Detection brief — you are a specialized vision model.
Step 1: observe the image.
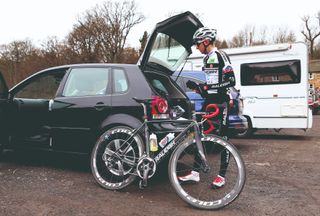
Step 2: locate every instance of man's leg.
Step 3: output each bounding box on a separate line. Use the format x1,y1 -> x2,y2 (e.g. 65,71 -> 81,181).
212,102 -> 230,187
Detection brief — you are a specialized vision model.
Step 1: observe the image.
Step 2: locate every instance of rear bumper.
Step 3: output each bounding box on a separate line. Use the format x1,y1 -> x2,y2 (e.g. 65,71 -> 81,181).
228,115 -> 248,131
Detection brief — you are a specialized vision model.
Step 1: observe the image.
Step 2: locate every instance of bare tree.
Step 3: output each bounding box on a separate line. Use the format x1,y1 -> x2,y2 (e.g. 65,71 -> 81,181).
40,36 -> 70,66
253,26 -> 268,45
229,24 -> 299,48
229,25 -> 257,48
98,0 -> 144,62
120,47 -> 139,63
0,40 -> 40,86
139,31 -> 148,56
272,27 -> 296,44
314,43 -> 320,59
229,31 -> 243,48
215,39 -> 228,49
66,0 -> 144,63
67,12 -> 106,63
301,11 -> 320,59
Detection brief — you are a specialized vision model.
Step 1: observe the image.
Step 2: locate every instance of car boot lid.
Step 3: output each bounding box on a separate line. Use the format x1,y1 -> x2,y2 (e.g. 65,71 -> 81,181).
138,11 -> 203,75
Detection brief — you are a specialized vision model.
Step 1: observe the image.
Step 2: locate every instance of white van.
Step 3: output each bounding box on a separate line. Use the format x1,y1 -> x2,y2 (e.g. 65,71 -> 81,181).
184,42 -> 313,136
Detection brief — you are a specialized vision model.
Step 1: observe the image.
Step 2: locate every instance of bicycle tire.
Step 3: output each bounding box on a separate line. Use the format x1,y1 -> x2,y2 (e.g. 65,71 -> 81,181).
91,126 -> 144,190
168,134 -> 246,210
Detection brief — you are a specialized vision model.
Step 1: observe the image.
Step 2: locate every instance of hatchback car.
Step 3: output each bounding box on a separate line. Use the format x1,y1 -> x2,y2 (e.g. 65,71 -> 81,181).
172,71 -> 248,137
0,12 -> 203,155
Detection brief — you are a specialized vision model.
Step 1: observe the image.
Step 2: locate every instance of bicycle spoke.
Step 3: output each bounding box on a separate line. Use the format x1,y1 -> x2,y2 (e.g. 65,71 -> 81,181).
114,139 -> 121,151
122,156 -> 136,167
116,160 -> 124,176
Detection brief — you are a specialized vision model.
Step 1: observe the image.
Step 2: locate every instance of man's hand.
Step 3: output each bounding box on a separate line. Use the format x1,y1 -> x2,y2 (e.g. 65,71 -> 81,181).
186,80 -> 198,90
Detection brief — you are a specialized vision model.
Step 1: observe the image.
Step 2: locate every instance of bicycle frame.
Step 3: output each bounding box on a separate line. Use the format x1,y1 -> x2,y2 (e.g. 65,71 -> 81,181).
117,117 -> 209,173
105,99 -> 216,187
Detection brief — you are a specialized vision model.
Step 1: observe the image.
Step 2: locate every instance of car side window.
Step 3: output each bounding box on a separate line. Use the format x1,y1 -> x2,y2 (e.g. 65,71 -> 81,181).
63,67 -> 110,97
14,69 -> 66,99
113,68 -> 128,93
151,79 -> 169,95
171,76 -> 184,89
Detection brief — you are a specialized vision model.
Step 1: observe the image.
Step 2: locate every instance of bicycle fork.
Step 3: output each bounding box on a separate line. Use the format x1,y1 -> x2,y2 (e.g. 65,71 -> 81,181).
194,122 -> 210,173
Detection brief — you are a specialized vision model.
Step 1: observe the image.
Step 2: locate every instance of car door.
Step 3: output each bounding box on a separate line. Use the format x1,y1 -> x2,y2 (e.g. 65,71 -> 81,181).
0,71 -> 9,147
8,68 -> 67,149
49,66 -> 112,153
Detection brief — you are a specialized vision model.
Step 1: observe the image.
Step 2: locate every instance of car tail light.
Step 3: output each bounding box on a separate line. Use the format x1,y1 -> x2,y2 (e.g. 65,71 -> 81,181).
151,96 -> 169,119
229,99 -> 234,109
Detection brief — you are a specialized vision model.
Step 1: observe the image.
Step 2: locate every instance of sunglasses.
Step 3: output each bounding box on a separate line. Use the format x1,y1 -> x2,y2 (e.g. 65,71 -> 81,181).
195,41 -> 202,47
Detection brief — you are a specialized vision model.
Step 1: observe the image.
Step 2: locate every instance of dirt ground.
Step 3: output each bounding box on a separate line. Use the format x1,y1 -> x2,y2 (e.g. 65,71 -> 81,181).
1,115 -> 320,216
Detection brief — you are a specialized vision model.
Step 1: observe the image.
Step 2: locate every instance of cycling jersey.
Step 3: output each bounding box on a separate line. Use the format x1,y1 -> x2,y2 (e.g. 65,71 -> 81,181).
202,48 -> 236,102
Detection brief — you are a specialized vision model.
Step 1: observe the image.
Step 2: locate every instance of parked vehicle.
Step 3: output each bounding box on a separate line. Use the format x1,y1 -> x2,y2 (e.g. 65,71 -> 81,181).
308,90 -> 320,114
0,11 -> 203,155
172,71 -> 248,136
184,42 -> 313,137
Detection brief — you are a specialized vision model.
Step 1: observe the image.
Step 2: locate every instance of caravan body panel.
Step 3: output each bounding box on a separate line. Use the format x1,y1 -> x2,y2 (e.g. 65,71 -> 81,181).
185,42 -> 312,130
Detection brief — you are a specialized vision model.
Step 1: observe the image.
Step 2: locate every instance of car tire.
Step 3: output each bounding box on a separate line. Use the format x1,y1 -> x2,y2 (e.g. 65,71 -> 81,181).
235,116 -> 253,138
0,144 -> 3,158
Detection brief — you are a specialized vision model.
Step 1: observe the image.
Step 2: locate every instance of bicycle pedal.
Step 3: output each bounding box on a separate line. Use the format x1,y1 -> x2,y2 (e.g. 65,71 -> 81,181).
139,180 -> 147,189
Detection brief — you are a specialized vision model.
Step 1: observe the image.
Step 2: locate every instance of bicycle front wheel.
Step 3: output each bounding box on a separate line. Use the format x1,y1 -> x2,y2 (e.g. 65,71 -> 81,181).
168,135 -> 246,210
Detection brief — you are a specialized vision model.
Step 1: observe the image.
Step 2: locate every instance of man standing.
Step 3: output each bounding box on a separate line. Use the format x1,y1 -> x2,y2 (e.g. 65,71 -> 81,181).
178,27 -> 236,188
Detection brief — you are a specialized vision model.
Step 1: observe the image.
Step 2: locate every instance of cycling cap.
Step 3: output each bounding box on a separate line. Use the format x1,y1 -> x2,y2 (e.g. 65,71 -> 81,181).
192,27 -> 217,44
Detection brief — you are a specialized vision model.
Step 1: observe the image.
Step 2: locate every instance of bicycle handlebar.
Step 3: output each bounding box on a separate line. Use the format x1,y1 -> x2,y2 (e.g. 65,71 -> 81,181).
202,104 -> 220,119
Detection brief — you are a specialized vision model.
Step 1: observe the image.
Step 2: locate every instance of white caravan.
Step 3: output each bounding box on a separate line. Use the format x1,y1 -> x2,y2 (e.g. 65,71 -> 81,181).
184,42 -> 312,136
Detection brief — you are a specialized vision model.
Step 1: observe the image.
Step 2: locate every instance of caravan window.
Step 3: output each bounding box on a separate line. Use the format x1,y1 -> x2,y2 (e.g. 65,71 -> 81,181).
240,60 -> 301,86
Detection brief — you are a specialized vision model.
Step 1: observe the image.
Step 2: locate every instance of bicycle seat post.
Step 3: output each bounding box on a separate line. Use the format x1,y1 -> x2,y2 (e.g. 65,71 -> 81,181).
140,103 -> 148,122
133,98 -> 151,158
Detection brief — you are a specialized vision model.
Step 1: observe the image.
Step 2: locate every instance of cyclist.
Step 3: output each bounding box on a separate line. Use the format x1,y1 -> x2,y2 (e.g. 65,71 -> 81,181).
178,27 -> 236,188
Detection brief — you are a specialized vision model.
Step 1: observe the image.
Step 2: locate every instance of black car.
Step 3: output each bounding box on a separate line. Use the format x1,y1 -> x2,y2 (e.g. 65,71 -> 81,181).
0,12 -> 203,155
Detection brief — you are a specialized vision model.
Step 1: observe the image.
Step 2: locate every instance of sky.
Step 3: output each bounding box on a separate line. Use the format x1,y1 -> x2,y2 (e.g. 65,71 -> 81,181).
0,0 -> 319,48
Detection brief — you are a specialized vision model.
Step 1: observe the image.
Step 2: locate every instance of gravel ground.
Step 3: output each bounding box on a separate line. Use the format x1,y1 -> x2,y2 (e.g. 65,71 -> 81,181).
0,115 -> 319,216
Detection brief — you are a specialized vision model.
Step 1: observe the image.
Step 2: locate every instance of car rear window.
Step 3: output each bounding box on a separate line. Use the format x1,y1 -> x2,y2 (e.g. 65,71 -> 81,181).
113,68 -> 128,93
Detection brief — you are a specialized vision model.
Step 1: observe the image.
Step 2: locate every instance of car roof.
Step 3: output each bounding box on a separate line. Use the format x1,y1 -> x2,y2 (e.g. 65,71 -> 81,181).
42,63 -> 138,71
10,63 -> 140,91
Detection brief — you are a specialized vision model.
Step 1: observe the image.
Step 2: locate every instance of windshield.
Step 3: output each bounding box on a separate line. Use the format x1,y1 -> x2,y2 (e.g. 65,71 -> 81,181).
148,33 -> 189,72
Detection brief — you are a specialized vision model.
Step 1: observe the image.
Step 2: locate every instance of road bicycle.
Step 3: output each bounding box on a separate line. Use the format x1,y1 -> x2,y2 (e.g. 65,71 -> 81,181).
90,97 -> 246,210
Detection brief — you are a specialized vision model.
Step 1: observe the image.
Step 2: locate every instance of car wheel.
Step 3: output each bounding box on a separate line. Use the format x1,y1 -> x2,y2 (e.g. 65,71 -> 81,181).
0,144 -> 3,158
235,116 -> 253,138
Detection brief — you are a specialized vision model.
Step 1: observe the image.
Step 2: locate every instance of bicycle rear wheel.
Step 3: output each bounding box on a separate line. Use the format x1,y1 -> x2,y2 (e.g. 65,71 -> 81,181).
168,134 -> 246,210
91,126 -> 144,190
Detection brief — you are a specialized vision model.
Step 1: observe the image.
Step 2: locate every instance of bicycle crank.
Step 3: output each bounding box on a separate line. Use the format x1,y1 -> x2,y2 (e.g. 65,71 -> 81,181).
136,156 -> 156,188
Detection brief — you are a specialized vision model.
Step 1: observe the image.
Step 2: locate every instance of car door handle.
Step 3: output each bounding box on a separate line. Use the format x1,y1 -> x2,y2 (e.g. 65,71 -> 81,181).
94,102 -> 106,111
